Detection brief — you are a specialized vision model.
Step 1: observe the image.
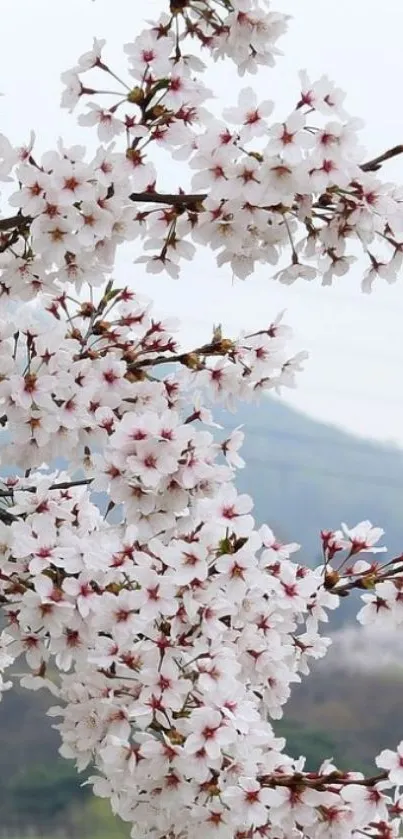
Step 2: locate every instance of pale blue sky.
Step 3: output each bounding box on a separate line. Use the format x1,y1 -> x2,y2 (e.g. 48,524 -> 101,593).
1,0 -> 402,444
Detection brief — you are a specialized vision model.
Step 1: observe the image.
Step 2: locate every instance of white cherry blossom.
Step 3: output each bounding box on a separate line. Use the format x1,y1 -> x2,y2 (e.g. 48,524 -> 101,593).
0,3 -> 402,839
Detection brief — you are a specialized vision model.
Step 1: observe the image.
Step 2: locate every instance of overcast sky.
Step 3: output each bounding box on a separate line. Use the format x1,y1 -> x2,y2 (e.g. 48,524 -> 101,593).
1,0 -> 403,445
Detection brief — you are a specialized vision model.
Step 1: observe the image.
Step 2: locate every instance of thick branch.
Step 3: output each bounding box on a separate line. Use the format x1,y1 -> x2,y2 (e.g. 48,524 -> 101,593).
361,145 -> 403,172
0,508 -> 18,524
0,214 -> 32,232
129,191 -> 207,207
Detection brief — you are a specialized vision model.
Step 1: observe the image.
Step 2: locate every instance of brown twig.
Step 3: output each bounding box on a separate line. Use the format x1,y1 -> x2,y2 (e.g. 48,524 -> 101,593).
329,562 -> 403,596
0,477 -> 92,497
127,338 -> 233,372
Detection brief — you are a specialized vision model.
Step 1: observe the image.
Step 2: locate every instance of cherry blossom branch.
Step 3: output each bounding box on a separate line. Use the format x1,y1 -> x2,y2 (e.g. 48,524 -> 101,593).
259,770 -> 388,790
128,336 -> 235,371
0,477 -> 92,497
328,565 -> 403,595
0,147 -> 401,238
323,556 -> 403,595
2,5 -> 403,837
0,192 -> 207,236
0,139 -> 401,238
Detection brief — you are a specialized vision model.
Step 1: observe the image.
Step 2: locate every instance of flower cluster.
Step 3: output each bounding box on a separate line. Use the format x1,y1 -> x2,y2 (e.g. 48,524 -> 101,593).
0,2 -> 402,839
0,468 -> 385,839
55,0 -> 403,291
0,286 -> 301,475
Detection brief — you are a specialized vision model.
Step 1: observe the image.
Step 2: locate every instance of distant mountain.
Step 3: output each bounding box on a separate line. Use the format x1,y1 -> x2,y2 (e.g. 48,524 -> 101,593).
216,395 -> 403,558
214,396 -> 403,626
